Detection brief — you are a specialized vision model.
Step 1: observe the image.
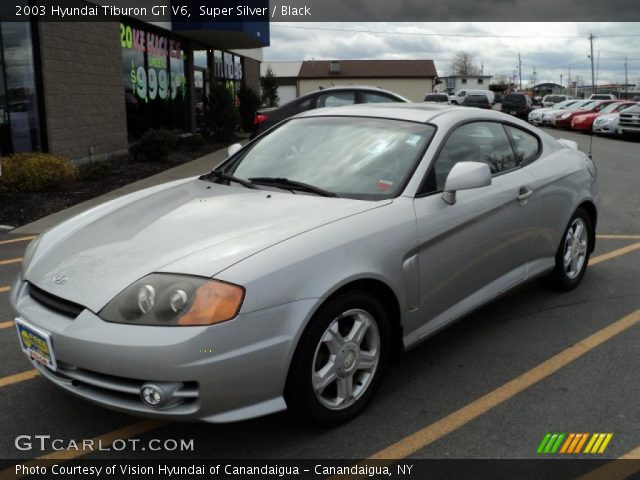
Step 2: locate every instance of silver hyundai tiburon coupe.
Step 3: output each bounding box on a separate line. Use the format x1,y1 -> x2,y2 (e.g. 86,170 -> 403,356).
12,104 -> 599,426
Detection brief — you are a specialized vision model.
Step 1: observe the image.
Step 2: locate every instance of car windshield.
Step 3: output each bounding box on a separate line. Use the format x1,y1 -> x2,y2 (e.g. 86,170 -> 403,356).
424,94 -> 448,102
577,100 -> 596,110
221,116 -> 435,200
556,100 -> 578,109
545,95 -> 564,103
599,103 -> 625,114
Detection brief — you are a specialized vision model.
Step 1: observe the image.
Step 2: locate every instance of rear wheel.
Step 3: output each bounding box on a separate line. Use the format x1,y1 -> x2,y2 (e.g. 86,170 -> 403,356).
543,208 -> 593,290
285,291 -> 390,426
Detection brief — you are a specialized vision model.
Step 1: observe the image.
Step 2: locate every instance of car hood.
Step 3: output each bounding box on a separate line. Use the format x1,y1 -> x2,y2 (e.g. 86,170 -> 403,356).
574,112 -> 598,120
25,178 -> 390,312
594,113 -> 619,122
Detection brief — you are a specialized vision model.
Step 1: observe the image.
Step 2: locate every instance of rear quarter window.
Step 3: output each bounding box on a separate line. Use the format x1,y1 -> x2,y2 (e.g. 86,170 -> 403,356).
505,125 -> 540,165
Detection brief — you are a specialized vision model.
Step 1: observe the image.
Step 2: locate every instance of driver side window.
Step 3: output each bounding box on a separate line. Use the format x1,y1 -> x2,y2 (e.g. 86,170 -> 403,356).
424,122 -> 516,194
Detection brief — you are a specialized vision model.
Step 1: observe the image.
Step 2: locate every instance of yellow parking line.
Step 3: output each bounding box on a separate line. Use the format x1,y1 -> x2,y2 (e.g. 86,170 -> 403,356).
0,320 -> 14,329
367,308 -> 640,461
0,257 -> 22,267
0,236 -> 35,245
597,234 -> 640,240
0,370 -> 38,388
578,445 -> 640,480
589,242 -> 640,266
0,286 -> 9,293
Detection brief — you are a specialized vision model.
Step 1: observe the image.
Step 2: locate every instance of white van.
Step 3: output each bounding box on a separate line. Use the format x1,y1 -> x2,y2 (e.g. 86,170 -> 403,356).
450,89 -> 495,105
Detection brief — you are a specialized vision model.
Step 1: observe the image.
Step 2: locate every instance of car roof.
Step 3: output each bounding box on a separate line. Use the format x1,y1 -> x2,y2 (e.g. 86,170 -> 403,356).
306,85 -> 403,94
296,102 -> 515,125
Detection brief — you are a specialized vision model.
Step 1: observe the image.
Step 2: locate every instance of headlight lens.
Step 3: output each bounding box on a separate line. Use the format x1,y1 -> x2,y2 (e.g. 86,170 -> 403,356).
100,274 -> 245,326
21,235 -> 42,274
560,113 -> 572,119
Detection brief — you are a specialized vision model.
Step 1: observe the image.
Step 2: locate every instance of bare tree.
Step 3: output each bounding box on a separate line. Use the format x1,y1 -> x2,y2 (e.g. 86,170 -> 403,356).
451,51 -> 481,76
492,75 -> 508,85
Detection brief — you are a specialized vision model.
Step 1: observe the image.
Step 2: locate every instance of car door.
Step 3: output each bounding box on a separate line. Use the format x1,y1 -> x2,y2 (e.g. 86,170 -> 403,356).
407,121 -> 539,341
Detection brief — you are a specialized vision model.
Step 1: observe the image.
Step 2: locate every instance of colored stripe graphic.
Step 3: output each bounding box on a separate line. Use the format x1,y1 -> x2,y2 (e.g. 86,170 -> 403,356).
538,433 -> 566,454
539,433 -> 613,454
585,434 -> 614,454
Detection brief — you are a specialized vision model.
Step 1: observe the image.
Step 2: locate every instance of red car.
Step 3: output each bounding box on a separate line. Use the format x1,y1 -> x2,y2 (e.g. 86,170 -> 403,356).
553,100 -> 615,128
571,101 -> 637,131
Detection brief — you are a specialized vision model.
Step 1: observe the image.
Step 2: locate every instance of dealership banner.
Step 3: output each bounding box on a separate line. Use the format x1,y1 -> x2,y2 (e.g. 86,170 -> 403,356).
1,0 -> 640,22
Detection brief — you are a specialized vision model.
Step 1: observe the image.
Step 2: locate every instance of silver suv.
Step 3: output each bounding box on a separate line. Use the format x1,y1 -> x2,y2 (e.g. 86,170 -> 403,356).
618,103 -> 640,134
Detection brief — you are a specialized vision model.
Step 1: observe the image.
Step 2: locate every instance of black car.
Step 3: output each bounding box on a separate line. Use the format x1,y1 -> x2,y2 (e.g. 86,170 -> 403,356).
500,93 -> 532,119
252,86 -> 409,138
461,94 -> 492,109
423,93 -> 450,103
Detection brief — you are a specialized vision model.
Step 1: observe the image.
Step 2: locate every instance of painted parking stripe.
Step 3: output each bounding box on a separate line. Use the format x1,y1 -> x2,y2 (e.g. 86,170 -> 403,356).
0,320 -> 14,329
0,236 -> 35,246
0,257 -> 22,267
578,445 -> 640,480
0,286 -> 9,293
589,242 -> 640,266
596,234 -> 640,240
366,308 -> 640,461
0,370 -> 38,388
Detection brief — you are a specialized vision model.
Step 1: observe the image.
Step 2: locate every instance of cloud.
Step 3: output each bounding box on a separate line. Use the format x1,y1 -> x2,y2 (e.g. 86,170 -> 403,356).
265,22 -> 640,86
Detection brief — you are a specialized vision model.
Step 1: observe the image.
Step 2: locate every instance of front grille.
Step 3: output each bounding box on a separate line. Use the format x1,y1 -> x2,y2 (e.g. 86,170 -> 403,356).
27,282 -> 85,318
619,113 -> 640,128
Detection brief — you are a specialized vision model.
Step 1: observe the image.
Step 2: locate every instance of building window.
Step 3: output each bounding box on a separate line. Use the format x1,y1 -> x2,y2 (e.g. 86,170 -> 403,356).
120,21 -> 189,140
461,78 -> 467,84
0,22 -> 42,155
478,79 -> 484,84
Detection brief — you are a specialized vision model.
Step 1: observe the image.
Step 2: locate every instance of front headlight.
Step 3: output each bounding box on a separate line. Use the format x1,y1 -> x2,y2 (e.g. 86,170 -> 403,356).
594,118 -> 611,126
21,234 -> 42,274
560,113 -> 572,119
100,274 -> 245,326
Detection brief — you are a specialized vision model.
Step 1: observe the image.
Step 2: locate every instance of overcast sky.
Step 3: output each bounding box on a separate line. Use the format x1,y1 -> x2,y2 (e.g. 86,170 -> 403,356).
264,23 -> 640,87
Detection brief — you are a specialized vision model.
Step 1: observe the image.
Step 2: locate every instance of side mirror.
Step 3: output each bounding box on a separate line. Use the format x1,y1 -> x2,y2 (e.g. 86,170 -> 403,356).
442,162 -> 492,205
227,143 -> 242,157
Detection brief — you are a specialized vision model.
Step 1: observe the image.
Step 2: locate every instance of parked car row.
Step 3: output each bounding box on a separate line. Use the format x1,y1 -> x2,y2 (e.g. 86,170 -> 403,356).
252,86 -> 639,140
528,98 -> 640,136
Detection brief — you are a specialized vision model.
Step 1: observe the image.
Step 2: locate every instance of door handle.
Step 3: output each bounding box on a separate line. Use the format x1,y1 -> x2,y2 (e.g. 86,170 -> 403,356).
517,187 -> 534,204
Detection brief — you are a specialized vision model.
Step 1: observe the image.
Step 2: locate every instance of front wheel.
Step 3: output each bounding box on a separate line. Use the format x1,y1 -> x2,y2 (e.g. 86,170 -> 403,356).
285,291 -> 390,426
543,208 -> 593,290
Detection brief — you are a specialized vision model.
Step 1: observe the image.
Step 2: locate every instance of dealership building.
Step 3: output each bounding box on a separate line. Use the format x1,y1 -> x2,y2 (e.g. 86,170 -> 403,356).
0,5 -> 269,162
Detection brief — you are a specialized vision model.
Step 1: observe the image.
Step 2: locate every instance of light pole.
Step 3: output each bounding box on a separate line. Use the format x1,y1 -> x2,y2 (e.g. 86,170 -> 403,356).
589,33 -> 596,95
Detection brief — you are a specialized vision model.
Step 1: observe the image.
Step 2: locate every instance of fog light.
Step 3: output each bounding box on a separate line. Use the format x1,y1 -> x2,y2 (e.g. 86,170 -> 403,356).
140,383 -> 165,407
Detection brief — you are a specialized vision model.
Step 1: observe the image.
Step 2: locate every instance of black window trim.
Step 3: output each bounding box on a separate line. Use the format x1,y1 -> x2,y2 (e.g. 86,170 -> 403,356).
415,118 -> 542,198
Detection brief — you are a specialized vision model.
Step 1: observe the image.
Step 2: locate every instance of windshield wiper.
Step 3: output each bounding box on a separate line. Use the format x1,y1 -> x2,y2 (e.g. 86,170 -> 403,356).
201,170 -> 259,190
248,177 -> 338,197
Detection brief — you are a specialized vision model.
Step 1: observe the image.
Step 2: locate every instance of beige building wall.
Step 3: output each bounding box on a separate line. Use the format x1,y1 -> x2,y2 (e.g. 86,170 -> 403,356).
298,78 -> 435,102
38,22 -> 128,163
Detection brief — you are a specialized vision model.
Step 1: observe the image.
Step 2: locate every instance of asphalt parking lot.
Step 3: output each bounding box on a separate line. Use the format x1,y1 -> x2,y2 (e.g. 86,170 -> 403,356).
0,127 -> 639,475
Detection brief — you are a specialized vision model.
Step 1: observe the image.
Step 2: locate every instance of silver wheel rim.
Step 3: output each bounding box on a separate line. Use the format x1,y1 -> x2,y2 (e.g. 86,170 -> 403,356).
312,308 -> 380,410
563,218 -> 588,280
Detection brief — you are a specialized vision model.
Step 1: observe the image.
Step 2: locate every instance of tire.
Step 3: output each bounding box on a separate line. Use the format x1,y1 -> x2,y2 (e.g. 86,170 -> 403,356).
284,290 -> 391,427
542,207 -> 593,291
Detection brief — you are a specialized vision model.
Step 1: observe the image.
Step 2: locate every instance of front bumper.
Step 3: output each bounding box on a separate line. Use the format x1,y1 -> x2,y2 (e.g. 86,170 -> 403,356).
593,123 -> 617,134
11,279 -> 316,423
